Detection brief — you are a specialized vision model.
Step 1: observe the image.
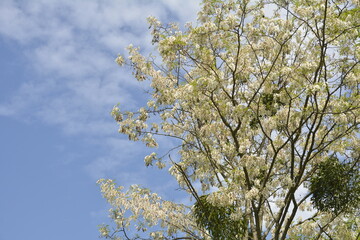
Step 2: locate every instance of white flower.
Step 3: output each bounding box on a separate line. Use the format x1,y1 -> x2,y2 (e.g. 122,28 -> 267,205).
144,152 -> 157,166
115,55 -> 125,66
245,187 -> 259,200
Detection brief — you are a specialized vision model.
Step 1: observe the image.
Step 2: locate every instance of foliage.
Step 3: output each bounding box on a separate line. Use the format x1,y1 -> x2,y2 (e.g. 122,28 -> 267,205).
193,195 -> 246,239
310,156 -> 360,215
99,0 -> 360,239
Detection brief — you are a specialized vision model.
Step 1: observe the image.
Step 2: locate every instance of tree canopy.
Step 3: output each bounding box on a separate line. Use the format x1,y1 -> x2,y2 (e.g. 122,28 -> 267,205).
98,0 -> 360,239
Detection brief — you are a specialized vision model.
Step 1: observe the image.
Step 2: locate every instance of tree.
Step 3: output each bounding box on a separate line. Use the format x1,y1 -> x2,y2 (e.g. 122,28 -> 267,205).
98,0 -> 360,239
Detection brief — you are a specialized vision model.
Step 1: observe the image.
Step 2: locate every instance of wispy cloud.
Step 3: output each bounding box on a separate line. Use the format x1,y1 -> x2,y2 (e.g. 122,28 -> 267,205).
0,0 -> 200,179
1,0 -> 200,128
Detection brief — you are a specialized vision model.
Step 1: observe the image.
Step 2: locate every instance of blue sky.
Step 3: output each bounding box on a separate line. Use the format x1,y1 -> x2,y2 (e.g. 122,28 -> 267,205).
0,1 -> 200,239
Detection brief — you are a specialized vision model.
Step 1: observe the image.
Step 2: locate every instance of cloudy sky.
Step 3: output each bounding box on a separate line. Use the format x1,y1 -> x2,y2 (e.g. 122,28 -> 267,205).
0,1 -> 200,239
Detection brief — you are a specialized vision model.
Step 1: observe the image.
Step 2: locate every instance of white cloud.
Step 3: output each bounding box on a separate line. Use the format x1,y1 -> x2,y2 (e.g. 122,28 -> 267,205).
1,0 -> 200,123
0,0 -> 42,43
0,0 -> 201,179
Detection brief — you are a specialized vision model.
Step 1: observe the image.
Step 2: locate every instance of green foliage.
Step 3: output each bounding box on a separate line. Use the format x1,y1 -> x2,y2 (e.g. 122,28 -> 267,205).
262,93 -> 276,114
310,156 -> 360,215
193,195 -> 246,239
250,91 -> 285,129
